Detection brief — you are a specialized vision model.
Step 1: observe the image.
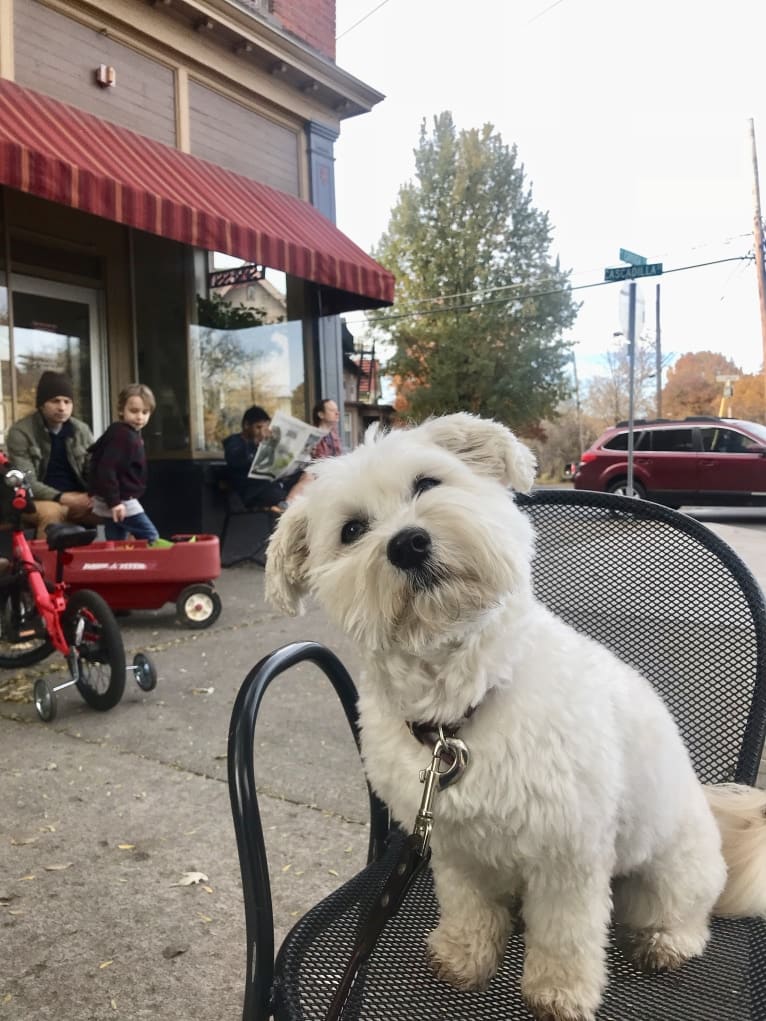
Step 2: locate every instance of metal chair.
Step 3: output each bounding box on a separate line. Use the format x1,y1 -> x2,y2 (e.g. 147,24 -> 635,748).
228,489 -> 766,1020
205,462 -> 277,568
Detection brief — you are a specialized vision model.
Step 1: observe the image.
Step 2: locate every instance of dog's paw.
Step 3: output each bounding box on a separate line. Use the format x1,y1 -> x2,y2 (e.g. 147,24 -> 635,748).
521,959 -> 601,1021
427,924 -> 504,991
522,985 -> 595,1021
622,925 -> 708,974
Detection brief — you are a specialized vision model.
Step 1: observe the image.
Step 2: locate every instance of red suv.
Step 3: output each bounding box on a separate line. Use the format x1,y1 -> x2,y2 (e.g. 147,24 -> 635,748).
573,416 -> 766,507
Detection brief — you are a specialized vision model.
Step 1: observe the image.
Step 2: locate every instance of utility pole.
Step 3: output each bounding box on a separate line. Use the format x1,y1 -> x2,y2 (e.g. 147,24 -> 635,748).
748,118 -> 766,408
655,283 -> 662,418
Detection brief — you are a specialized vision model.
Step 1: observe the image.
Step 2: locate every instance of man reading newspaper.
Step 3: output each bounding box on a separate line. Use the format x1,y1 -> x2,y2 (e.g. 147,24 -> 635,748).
223,407 -> 321,512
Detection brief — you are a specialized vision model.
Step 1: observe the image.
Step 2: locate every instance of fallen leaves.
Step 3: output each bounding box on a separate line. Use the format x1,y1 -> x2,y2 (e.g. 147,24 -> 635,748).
171,871 -> 208,886
43,863 -> 73,872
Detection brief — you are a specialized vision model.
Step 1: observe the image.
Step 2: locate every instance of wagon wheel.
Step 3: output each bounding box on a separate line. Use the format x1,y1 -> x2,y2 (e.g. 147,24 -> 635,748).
175,584 -> 222,629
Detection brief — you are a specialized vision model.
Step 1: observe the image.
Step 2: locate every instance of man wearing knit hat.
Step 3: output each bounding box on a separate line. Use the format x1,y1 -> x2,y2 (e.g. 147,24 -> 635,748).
6,370 -> 96,537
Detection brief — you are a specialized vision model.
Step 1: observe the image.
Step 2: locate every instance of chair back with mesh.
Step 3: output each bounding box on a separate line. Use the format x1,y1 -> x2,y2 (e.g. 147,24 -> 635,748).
228,490 -> 766,1021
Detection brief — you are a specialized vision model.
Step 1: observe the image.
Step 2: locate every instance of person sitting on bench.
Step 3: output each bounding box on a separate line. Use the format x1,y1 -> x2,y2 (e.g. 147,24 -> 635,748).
223,405 -> 309,513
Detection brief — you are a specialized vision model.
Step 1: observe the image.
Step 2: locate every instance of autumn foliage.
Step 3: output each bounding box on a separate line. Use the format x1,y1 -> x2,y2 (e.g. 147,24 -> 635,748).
661,351 -> 764,423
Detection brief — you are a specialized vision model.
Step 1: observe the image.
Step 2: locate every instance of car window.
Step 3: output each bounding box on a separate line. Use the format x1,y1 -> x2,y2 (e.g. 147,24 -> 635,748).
701,428 -> 757,453
602,430 -> 647,451
649,428 -> 695,452
603,432 -> 628,451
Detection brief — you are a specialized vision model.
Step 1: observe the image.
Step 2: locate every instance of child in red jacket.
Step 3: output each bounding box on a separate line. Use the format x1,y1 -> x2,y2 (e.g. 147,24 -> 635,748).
88,384 -> 159,542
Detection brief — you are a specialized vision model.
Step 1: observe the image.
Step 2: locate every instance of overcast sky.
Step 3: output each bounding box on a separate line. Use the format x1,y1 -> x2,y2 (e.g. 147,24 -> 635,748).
333,0 -> 766,382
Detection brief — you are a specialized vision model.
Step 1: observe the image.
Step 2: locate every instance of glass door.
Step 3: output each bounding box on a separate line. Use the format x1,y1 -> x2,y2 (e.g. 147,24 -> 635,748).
9,275 -> 106,437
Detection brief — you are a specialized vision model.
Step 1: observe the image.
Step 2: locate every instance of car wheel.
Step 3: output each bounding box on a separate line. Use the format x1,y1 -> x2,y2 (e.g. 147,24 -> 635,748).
607,478 -> 647,500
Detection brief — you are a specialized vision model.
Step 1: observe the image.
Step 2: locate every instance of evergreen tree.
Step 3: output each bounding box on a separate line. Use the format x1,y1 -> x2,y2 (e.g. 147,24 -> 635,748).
373,112 -> 578,430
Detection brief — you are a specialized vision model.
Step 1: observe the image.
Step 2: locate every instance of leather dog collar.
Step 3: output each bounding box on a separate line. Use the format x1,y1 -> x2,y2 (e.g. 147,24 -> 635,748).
407,703 -> 477,750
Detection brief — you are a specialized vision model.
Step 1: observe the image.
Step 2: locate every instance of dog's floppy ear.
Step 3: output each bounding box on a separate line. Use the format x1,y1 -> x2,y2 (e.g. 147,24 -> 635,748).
264,504 -> 311,615
417,413 -> 536,492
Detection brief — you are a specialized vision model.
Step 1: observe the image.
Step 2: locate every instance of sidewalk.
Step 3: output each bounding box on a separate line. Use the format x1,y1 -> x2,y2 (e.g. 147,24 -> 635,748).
1,516 -> 765,1020
1,562 -> 370,1021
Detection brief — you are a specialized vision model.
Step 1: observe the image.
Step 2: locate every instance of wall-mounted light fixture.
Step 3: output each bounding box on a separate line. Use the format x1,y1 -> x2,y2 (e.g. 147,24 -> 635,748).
95,64 -> 116,88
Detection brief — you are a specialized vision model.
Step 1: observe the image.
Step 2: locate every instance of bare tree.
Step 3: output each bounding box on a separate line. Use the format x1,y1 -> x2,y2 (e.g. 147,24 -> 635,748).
584,336 -> 659,427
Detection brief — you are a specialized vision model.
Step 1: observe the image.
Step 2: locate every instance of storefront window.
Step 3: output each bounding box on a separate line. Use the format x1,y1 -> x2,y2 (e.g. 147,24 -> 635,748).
190,261 -> 307,452
10,287 -> 94,428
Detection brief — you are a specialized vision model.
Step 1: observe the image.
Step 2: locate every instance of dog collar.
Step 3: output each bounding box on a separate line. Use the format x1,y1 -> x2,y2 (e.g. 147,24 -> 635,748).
407,704 -> 476,750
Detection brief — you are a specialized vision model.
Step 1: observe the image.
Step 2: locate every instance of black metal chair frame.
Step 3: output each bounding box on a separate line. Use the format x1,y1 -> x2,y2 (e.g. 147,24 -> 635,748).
228,490 -> 766,1021
206,462 -> 278,568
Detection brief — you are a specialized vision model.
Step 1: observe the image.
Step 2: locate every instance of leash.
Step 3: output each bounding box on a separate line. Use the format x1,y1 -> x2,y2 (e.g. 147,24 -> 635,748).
324,728 -> 470,1021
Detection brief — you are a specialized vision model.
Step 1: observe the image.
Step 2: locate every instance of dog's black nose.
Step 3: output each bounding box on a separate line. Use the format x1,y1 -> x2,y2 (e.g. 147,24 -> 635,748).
387,527 -> 432,570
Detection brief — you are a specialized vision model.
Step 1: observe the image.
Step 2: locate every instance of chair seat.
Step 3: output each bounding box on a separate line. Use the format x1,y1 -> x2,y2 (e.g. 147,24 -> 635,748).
275,831 -> 766,1021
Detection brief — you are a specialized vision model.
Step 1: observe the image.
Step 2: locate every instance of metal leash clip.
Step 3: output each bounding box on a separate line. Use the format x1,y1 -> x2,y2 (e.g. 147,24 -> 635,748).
412,727 -> 470,857
324,728 -> 470,1021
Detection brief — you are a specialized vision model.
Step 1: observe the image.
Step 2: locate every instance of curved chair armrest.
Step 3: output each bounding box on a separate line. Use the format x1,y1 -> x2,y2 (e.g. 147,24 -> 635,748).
227,641 -> 390,1021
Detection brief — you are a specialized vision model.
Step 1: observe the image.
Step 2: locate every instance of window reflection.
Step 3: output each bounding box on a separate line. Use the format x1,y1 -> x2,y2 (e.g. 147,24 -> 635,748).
11,292 -> 92,427
191,263 -> 306,452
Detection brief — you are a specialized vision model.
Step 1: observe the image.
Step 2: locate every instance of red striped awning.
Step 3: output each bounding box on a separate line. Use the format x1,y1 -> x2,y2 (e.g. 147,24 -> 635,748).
0,78 -> 394,312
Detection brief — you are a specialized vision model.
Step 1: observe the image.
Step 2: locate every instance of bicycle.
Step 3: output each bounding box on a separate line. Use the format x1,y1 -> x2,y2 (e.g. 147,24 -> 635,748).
0,455 -> 157,722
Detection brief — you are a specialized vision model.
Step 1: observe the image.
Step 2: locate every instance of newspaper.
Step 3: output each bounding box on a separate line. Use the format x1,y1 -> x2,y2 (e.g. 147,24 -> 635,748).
248,410 -> 324,481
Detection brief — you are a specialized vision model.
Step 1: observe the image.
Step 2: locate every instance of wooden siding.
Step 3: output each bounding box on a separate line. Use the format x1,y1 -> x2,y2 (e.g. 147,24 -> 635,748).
188,80 -> 300,196
13,0 -> 176,146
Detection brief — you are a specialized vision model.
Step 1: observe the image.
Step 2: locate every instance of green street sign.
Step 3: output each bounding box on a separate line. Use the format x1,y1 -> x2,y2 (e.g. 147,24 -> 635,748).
604,263 -> 663,282
619,248 -> 647,266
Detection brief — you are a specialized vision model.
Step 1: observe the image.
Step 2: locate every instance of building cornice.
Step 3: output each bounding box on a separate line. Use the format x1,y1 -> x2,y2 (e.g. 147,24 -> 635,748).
67,0 -> 384,120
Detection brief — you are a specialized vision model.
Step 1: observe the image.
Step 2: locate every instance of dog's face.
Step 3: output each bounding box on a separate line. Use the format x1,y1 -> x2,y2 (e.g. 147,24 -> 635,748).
265,413 -> 537,655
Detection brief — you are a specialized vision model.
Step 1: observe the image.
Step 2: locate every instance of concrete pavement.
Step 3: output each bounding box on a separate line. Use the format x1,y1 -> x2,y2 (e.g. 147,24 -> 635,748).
1,510 -> 765,1020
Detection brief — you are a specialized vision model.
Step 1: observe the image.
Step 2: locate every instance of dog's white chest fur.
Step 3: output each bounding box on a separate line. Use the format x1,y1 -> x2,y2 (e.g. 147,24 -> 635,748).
357,601 -> 709,886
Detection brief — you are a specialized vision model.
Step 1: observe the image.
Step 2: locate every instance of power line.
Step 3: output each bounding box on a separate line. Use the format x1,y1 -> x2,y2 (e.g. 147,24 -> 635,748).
336,0 -> 392,41
346,233 -> 757,315
343,253 -> 753,327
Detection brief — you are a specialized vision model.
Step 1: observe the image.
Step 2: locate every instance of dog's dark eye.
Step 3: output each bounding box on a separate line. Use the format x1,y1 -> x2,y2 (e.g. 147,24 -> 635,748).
413,476 -> 441,497
341,519 -> 368,544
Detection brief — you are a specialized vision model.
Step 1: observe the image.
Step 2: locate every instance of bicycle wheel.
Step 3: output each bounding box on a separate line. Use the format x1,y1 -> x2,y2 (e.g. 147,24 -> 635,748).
0,575 -> 53,668
64,590 -> 126,711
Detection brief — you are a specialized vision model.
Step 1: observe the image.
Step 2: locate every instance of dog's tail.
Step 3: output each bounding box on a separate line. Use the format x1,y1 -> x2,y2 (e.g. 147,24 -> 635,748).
704,783 -> 766,917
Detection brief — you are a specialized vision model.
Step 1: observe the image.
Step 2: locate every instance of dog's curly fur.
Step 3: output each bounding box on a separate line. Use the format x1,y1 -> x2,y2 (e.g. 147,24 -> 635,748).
265,413 -> 766,1021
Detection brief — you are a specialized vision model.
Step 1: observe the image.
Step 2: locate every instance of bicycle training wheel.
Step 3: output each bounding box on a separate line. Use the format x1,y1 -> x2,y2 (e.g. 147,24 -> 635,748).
64,590 -> 126,711
0,577 -> 53,668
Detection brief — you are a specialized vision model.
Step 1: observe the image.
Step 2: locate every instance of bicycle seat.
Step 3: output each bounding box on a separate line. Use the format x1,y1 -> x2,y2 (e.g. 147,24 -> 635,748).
45,524 -> 98,552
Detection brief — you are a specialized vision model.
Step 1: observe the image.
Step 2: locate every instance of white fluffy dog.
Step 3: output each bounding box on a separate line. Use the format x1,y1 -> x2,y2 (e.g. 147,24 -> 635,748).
265,413 -> 766,1021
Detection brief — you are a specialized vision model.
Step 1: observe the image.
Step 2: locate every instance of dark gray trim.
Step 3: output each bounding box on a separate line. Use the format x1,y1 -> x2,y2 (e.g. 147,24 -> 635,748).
307,121 -> 343,411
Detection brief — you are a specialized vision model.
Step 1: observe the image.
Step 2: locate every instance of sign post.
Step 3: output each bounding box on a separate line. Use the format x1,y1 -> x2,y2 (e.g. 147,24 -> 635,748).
625,282 -> 637,498
604,251 -> 664,498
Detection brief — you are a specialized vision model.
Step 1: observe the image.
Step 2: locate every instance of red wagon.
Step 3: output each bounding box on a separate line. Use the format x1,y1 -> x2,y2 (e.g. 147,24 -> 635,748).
29,534 -> 222,629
